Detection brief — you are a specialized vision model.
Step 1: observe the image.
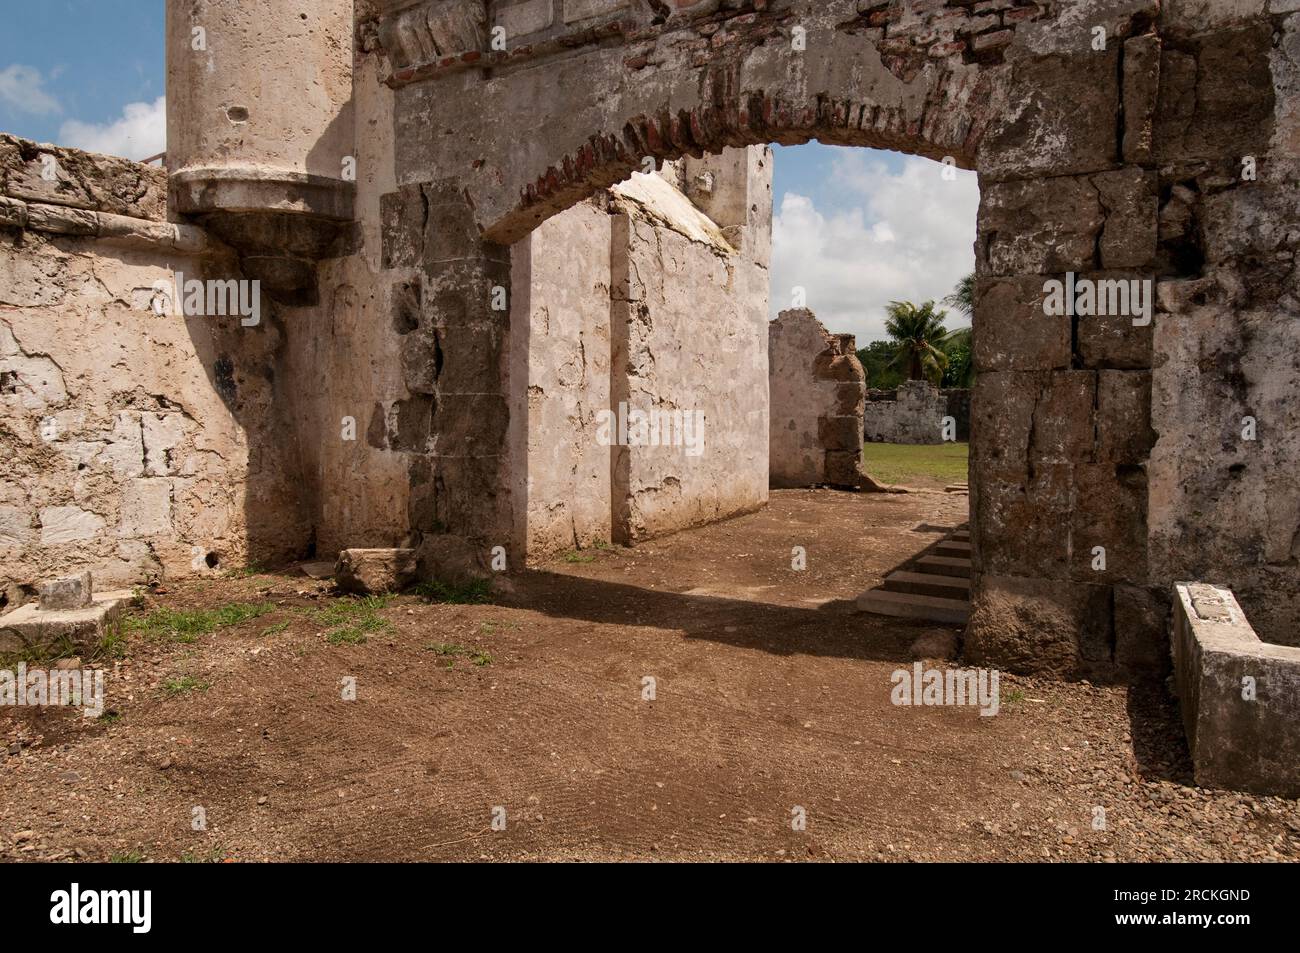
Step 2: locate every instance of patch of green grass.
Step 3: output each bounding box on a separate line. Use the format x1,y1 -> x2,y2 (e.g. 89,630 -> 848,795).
109,850 -> 146,863
315,595 -> 391,645
563,550 -> 596,564
98,710 -> 121,725
1001,687 -> 1026,707
0,620 -> 128,668
410,579 -> 492,604
223,562 -> 267,579
861,441 -> 969,488
179,845 -> 227,863
427,641 -> 468,657
162,675 -> 210,697
126,602 -> 275,643
261,620 -> 291,637
425,642 -> 492,666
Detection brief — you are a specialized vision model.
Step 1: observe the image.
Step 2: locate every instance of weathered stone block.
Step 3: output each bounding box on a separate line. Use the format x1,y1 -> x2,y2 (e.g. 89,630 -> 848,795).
969,371 -> 1035,467
1096,369 -> 1155,463
1155,24 -> 1274,164
1070,462 -> 1148,585
1030,371 -> 1096,464
38,571 -> 93,611
1093,168 -> 1158,269
979,50 -> 1119,180
818,416 -> 863,452
495,0 -> 554,37
824,450 -> 862,487
415,534 -> 490,586
0,589 -> 130,655
973,275 -> 1071,372
38,506 -> 105,545
978,176 -> 1103,275
1075,272 -> 1156,368
965,574 -> 1108,676
334,548 -> 418,595
1122,33 -> 1161,164
972,463 -> 1071,578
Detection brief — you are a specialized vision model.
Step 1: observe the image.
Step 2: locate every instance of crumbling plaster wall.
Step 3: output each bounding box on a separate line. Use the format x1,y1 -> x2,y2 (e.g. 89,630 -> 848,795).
279,48 -> 412,559
610,180 -> 770,542
511,199 -> 614,557
0,136 -> 310,607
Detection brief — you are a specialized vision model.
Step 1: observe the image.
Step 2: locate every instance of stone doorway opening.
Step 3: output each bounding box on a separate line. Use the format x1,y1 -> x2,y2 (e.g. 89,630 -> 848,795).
508,137 -> 981,638
764,142 -> 978,625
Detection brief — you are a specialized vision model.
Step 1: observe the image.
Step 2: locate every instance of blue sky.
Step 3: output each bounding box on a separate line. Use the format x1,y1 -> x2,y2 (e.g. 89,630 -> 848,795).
770,142 -> 977,342
0,8 -> 977,344
0,1 -> 164,150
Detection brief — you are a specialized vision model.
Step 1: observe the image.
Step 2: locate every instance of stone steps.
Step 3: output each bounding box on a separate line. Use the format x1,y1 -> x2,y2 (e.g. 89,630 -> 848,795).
915,555 -> 972,579
883,570 -> 971,599
855,589 -> 970,625
857,524 -> 973,624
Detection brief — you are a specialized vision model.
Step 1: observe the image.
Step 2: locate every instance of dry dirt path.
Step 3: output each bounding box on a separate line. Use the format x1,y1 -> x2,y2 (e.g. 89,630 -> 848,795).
2,490 -> 1297,862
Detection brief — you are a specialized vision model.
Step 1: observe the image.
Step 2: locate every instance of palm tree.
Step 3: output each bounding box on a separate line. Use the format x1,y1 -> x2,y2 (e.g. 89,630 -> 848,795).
942,272 -> 975,318
939,273 -> 976,387
884,300 -> 950,385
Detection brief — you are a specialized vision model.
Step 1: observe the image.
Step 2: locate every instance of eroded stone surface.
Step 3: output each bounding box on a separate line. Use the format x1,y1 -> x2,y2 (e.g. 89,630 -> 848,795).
769,309 -> 864,489
334,548 -> 418,595
1172,582 -> 1300,797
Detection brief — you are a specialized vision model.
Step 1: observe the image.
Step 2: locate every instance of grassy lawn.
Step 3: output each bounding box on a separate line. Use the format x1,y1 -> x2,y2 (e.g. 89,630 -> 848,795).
861,441 -> 969,488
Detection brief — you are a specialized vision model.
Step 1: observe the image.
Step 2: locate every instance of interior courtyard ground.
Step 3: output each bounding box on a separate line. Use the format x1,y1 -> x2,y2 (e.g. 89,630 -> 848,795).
3,487 -> 1296,863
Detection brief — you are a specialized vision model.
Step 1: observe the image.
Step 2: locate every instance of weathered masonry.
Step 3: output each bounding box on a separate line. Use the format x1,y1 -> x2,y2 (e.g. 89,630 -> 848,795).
3,0 -> 1299,687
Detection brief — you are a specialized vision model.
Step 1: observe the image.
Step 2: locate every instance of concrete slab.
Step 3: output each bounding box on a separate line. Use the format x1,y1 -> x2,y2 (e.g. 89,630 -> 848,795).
0,590 -> 132,655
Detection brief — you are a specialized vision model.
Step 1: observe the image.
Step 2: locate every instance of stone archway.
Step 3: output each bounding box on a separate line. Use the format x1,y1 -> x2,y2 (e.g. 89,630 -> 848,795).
368,0 -> 1290,679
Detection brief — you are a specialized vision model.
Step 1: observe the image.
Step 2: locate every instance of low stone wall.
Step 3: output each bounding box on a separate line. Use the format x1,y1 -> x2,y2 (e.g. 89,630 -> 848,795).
864,380 -> 971,444
1172,582 -> 1300,798
768,309 -> 865,489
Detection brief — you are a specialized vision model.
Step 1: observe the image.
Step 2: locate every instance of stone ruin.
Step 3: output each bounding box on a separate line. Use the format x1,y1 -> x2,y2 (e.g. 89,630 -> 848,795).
768,309 -> 867,490
864,381 -> 972,445
2,0 -> 1300,781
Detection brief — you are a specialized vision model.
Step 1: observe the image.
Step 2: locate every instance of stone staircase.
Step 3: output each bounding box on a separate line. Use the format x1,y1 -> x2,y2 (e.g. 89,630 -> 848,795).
856,526 -> 971,625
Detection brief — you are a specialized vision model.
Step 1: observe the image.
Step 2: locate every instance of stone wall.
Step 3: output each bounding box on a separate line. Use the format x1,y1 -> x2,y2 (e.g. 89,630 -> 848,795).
0,135 -> 310,608
768,309 -> 866,489
864,381 -> 971,445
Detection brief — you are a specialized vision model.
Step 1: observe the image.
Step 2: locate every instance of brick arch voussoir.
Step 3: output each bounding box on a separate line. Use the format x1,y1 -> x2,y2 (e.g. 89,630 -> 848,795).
490,71 -> 986,245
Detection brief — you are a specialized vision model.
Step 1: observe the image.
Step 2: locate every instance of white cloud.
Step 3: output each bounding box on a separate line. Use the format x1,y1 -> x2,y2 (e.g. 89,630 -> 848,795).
0,65 -> 62,116
771,152 -> 979,344
59,96 -> 166,161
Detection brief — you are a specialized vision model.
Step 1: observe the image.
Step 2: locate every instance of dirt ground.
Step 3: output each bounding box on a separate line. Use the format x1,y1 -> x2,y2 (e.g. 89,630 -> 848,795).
3,489 -> 1298,862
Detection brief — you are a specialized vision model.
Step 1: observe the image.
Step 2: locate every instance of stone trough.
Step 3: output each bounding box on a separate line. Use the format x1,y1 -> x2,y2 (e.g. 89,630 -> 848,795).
1172,583 -> 1300,798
